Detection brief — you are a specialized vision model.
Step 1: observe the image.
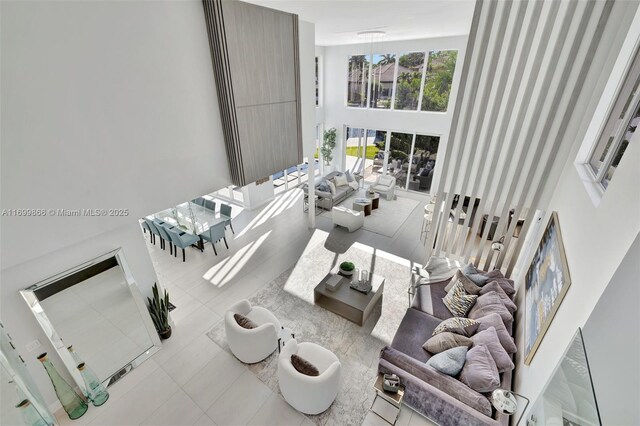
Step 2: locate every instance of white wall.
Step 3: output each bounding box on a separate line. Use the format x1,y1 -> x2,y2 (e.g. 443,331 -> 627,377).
321,35 -> 467,183
1,0 -> 231,406
513,15 -> 640,419
582,233 -> 640,425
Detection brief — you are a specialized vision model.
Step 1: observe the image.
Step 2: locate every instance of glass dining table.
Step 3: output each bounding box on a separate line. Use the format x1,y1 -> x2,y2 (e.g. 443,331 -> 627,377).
149,202 -> 225,249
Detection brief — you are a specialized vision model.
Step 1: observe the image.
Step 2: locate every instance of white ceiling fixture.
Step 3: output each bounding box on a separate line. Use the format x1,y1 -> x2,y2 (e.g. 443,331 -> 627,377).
242,0 -> 475,46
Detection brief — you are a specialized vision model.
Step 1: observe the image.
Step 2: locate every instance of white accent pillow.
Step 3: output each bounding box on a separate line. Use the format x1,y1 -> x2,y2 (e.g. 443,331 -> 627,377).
379,176 -> 394,186
327,180 -> 337,195
348,181 -> 359,190
334,174 -> 348,187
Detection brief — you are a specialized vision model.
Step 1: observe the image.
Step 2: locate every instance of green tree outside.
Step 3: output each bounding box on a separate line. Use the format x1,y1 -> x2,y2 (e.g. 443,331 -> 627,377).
422,50 -> 457,112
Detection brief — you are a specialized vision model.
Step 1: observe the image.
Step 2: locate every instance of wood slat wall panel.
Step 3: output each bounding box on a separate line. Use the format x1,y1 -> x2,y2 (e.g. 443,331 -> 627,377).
425,0 -> 614,277
202,0 -> 302,187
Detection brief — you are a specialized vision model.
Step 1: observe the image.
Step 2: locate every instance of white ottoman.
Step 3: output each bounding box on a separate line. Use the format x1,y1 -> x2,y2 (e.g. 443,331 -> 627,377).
332,206 -> 364,232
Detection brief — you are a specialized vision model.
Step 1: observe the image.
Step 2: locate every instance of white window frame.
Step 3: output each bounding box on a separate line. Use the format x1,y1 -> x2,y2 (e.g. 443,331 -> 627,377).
575,11 -> 640,206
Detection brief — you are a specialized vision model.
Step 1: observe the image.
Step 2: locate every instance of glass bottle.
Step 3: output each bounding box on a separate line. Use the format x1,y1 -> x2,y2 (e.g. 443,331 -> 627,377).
37,353 -> 87,420
77,363 -> 109,406
16,400 -> 50,426
66,345 -> 82,366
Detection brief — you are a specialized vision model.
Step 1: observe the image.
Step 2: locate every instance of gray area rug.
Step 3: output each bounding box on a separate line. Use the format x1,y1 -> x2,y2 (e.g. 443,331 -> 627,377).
207,234 -> 419,425
320,194 -> 420,238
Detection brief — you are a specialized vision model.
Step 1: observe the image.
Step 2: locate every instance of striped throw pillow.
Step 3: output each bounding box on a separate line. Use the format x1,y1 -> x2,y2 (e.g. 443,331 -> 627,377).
443,280 -> 478,317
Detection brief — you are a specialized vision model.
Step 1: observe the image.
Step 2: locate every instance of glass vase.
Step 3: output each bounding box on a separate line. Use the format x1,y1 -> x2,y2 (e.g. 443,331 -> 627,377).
66,345 -> 83,366
37,353 -> 87,420
16,400 -> 50,426
77,363 -> 109,406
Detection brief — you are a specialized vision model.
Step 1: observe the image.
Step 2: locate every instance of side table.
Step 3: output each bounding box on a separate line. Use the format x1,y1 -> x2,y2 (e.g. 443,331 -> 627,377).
303,194 -> 321,216
278,327 -> 295,353
371,373 -> 405,425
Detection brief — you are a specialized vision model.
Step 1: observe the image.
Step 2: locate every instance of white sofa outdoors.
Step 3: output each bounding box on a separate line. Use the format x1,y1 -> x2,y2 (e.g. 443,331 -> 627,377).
224,299 -> 281,364
332,206 -> 364,232
278,339 -> 341,415
371,175 -> 396,200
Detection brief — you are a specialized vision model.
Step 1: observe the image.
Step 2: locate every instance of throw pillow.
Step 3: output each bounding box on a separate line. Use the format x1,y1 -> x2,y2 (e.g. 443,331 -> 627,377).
471,327 -> 514,373
345,170 -> 354,182
423,332 -> 473,354
445,270 -> 483,295
475,313 -> 517,354
479,281 -> 517,314
468,292 -> 514,330
233,313 -> 257,329
433,317 -> 479,337
291,354 -> 319,376
459,345 -> 501,393
316,180 -> 330,193
327,180 -> 337,195
348,181 -> 359,190
426,346 -> 468,376
461,263 -> 489,286
334,174 -> 348,187
378,175 -> 393,186
443,280 -> 478,317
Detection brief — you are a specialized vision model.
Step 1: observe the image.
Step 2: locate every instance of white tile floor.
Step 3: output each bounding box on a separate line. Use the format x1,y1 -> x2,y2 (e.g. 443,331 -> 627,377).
55,188 -> 436,426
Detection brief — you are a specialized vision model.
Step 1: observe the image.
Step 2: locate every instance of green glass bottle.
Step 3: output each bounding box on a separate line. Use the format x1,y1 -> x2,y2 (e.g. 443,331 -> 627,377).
16,400 -> 50,426
37,353 -> 87,420
77,363 -> 109,406
66,345 -> 82,366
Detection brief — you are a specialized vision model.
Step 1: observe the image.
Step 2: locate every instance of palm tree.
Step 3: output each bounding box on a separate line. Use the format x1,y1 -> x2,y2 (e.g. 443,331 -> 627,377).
379,54 -> 395,65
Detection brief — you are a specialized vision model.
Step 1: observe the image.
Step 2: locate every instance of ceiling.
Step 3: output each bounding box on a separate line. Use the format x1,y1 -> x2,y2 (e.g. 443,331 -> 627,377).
243,0 -> 476,46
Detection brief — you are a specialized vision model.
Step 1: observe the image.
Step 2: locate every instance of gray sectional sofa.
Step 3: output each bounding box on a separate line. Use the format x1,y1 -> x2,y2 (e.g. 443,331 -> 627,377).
378,270 -> 515,426
303,171 -> 357,211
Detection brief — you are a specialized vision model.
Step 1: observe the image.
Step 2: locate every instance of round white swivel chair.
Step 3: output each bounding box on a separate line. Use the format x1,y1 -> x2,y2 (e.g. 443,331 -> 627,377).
225,299 -> 281,364
278,339 -> 341,415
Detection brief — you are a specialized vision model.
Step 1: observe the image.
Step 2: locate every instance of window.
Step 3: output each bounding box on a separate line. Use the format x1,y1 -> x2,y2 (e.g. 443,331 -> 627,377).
370,54 -> 395,109
409,135 -> 440,193
587,50 -> 640,190
345,49 -> 458,113
347,55 -> 369,107
421,50 -> 458,112
394,53 -> 425,110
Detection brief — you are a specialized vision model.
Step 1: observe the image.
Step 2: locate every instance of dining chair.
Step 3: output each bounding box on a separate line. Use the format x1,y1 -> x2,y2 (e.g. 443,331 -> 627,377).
201,221 -> 227,255
220,203 -> 234,234
141,220 -> 153,243
165,228 -> 201,262
156,224 -> 175,255
192,197 -> 206,207
153,219 -> 171,251
203,199 -> 216,213
145,219 -> 161,246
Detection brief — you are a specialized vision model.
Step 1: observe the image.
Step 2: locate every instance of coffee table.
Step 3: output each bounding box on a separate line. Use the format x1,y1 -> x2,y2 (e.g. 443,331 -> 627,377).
314,272 -> 384,326
366,192 -> 380,209
353,198 -> 372,216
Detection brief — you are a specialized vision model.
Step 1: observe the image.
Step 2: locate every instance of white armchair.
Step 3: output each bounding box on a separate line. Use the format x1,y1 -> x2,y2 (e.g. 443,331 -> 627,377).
332,206 -> 364,232
224,299 -> 281,364
278,339 -> 341,415
371,175 -> 396,200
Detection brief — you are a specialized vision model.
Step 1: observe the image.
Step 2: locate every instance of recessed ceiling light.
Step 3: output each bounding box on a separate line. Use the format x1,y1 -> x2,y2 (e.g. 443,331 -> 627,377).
357,30 -> 386,38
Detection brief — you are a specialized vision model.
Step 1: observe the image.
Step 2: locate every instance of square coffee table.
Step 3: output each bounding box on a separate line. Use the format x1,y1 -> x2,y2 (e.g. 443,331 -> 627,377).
314,272 -> 384,326
353,198 -> 372,216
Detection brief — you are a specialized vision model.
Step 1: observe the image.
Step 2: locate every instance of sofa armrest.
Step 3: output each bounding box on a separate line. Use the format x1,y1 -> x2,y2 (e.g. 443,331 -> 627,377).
316,190 -> 331,198
379,346 -> 493,418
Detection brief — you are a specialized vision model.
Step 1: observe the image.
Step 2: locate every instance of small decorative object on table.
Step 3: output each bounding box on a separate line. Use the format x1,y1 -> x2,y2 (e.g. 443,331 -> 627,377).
338,261 -> 355,276
368,187 -> 376,196
325,275 -> 343,292
147,283 -> 171,339
371,373 -> 405,425
383,374 -> 400,393
16,400 -> 49,426
350,269 -> 372,294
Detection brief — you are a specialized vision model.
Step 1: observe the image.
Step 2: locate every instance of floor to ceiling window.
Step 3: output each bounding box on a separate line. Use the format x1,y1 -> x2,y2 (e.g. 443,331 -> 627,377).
344,126 -> 440,193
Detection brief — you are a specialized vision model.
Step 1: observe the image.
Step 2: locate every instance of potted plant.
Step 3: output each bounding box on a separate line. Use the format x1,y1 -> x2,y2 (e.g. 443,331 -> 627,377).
147,283 -> 171,339
320,128 -> 337,166
339,261 -> 355,276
